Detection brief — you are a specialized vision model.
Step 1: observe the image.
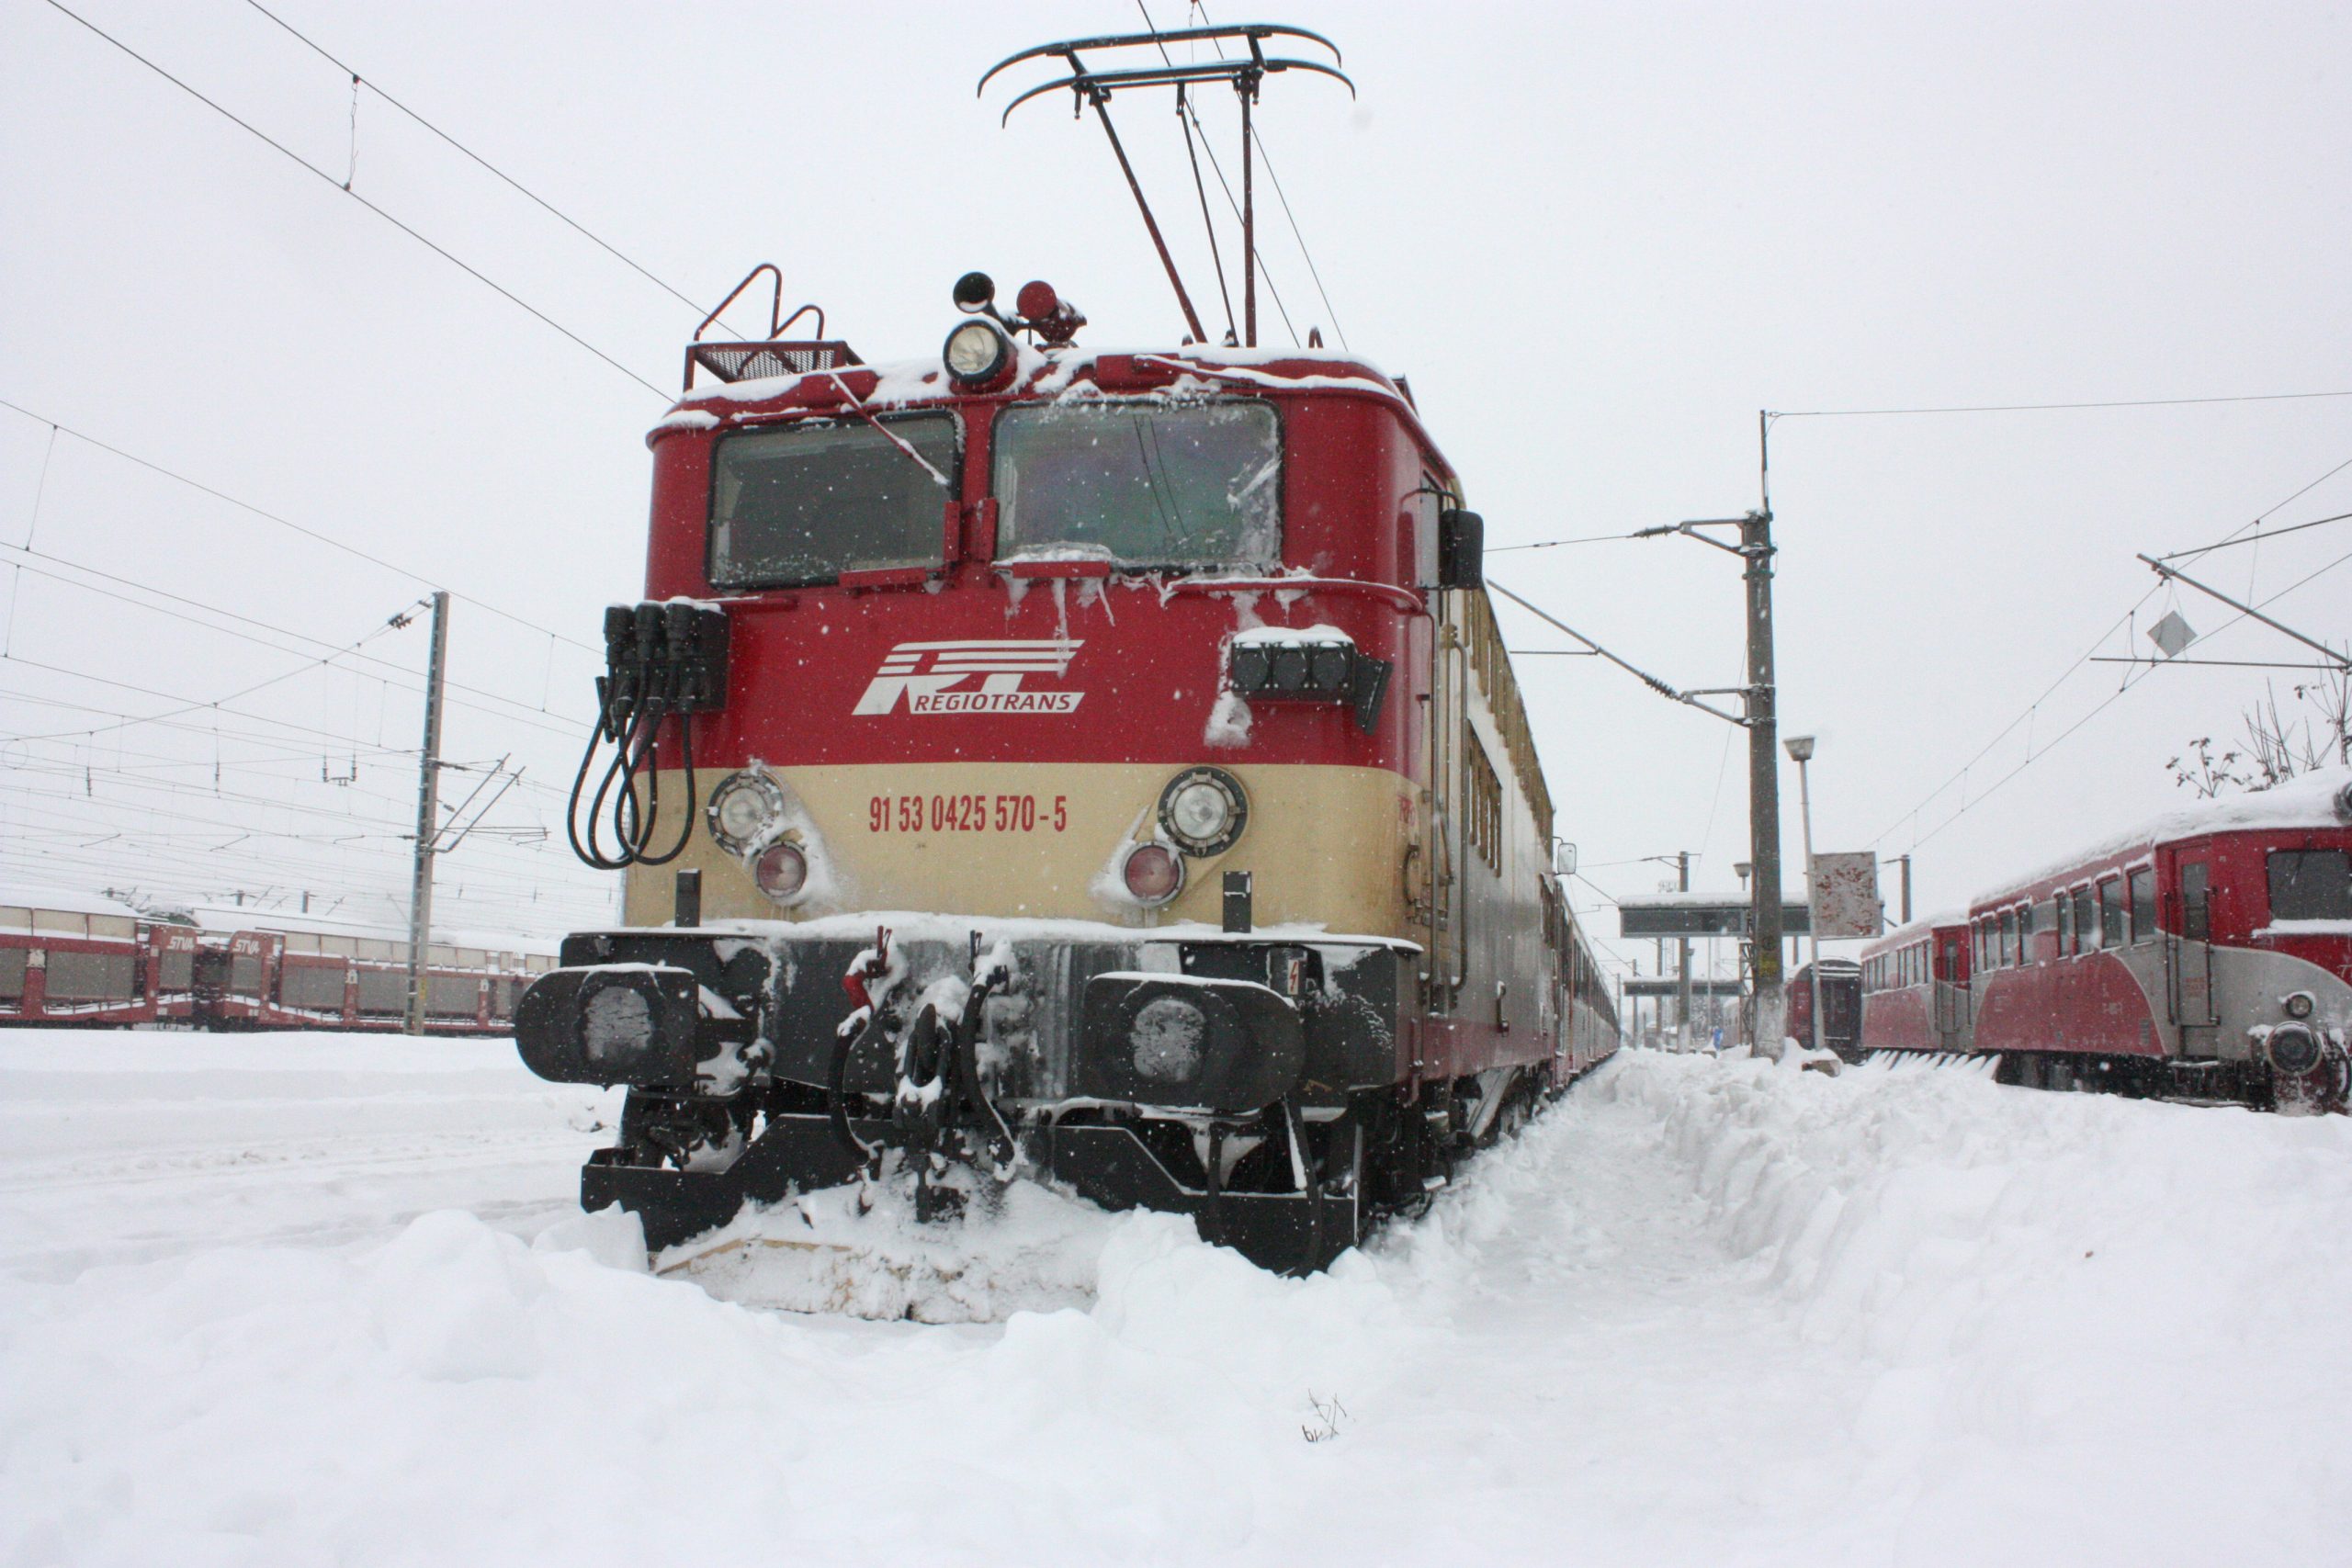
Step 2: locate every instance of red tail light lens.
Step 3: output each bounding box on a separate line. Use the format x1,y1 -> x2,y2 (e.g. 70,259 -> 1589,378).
753,841 -> 808,902
1122,843 -> 1183,905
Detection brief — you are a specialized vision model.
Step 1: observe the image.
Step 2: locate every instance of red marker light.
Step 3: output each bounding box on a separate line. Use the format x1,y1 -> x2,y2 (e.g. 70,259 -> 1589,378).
754,841 -> 808,902
1016,280 -> 1060,320
1122,842 -> 1182,905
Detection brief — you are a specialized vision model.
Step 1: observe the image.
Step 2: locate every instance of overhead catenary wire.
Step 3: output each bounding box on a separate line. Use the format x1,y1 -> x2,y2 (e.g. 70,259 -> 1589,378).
1770,389 -> 2352,419
2160,509 -> 2352,563
37,0 -> 669,400
1488,528 -> 1658,553
0,549 -> 595,737
235,0 -> 750,338
0,399 -> 600,657
1890,541 -> 2352,852
1863,446 -> 2352,850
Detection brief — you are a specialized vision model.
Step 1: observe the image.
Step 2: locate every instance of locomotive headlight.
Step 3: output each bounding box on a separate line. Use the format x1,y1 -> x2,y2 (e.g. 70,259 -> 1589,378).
943,319 -> 1012,386
1157,766 -> 1249,857
2285,991 -> 2316,1021
707,772 -> 786,855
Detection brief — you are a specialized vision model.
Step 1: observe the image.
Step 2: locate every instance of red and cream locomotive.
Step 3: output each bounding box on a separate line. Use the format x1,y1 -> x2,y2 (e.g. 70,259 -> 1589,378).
512,27 -> 1620,1270
1856,769 -> 2352,1108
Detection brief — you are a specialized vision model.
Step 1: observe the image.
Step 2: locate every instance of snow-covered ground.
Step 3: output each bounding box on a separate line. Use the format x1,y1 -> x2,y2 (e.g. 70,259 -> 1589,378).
5,1032 -> 2349,1566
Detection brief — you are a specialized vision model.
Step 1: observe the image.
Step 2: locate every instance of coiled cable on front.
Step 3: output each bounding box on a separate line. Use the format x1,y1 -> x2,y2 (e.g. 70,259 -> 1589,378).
564,602 -> 730,872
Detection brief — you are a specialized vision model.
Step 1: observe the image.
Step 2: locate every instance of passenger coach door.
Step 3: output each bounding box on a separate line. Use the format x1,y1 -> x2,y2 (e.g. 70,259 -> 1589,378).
2165,853 -> 2220,1029
1934,931 -> 1970,1042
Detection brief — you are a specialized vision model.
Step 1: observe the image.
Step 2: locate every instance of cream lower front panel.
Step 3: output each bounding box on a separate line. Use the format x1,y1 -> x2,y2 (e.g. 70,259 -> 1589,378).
619,761 -> 1419,940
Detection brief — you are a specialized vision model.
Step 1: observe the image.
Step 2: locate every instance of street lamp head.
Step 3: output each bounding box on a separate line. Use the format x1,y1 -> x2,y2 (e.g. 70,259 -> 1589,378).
1784,734 -> 1816,762
1734,861 -> 1751,887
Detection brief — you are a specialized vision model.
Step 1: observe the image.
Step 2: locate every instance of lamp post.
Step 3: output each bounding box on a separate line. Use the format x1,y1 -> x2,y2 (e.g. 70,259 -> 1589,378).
1785,733 -> 1823,1055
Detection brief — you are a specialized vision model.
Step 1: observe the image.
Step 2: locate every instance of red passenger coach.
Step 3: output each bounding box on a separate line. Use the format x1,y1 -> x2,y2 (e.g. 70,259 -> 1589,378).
1783,959 -> 1860,1055
1857,771 -> 2352,1108
1859,915 -> 1973,1054
510,26 -> 1623,1272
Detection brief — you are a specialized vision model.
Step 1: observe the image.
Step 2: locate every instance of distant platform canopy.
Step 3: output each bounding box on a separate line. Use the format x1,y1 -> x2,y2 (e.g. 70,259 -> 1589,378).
1618,896 -> 1811,938
1621,977 -> 1747,998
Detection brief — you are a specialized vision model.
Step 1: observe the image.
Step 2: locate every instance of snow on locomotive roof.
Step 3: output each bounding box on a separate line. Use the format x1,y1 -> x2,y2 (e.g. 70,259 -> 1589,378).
1973,765 -> 2352,906
661,342 -> 1407,423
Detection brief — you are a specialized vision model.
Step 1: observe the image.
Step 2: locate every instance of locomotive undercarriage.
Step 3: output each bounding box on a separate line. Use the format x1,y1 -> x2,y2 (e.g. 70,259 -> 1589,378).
514,922 -> 1531,1272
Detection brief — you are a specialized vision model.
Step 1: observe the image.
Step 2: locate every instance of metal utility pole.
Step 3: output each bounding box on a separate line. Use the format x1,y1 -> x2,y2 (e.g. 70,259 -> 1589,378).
1893,854 -> 1913,925
1745,412 -> 1785,1053
1676,850 -> 1692,1042
404,591 -> 449,1037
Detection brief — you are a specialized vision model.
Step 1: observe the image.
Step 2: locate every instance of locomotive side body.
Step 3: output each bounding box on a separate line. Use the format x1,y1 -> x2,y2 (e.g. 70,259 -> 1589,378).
517,341 -> 1614,1268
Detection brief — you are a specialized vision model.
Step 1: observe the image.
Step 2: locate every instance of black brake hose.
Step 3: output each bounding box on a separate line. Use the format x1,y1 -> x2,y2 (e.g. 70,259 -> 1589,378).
605,703 -> 660,857
631,710 -> 696,867
829,1012 -> 884,1169
564,712 -> 624,870
955,970 -> 1020,1171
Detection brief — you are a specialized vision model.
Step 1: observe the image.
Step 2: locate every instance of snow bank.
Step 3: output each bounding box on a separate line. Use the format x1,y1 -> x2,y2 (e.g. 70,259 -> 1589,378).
1597,1048 -> 2352,1562
8,1032 -> 2352,1564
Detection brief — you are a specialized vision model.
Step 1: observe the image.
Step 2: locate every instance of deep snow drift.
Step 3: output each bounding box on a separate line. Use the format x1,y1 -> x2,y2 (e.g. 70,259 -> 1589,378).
4,1032 -> 2349,1566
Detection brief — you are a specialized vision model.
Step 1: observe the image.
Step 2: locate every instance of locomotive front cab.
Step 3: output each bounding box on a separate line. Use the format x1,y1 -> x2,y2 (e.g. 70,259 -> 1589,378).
516,280 -> 1575,1271
619,353 -> 1434,938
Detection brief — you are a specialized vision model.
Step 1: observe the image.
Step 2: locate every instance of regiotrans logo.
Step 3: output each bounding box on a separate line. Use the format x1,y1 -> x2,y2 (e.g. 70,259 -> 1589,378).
852,639 -> 1086,716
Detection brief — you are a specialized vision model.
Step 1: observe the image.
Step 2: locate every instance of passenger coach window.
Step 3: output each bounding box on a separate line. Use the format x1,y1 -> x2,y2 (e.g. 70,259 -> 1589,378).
1999,909 -> 2016,966
2269,849 -> 2352,921
2056,892 -> 2075,955
2129,868 -> 2155,942
2182,861 -> 2211,941
707,413 -> 959,588
992,400 -> 1281,569
2074,886 -> 2098,951
2098,878 -> 2126,947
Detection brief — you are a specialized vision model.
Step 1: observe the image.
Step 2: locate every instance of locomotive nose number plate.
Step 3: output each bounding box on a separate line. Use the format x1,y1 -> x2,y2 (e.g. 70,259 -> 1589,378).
869,794 -> 1070,834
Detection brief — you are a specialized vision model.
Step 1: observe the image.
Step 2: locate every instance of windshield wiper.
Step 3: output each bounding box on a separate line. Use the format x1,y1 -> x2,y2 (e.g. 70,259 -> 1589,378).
827,373 -> 952,491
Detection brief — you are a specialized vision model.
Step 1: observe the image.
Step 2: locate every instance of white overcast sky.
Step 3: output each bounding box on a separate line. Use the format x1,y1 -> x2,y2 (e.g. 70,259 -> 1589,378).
3,1 -> 2346,964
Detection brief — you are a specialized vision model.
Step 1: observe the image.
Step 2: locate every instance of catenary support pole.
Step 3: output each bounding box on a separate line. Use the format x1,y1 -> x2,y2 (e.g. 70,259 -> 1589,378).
405,591 -> 449,1036
1894,853 -> 1913,925
1745,415 -> 1785,1053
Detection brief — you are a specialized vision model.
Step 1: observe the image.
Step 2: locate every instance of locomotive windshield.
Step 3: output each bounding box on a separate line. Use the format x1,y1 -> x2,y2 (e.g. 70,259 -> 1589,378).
707,413 -> 959,588
2269,849 -> 2352,921
992,400 -> 1280,569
